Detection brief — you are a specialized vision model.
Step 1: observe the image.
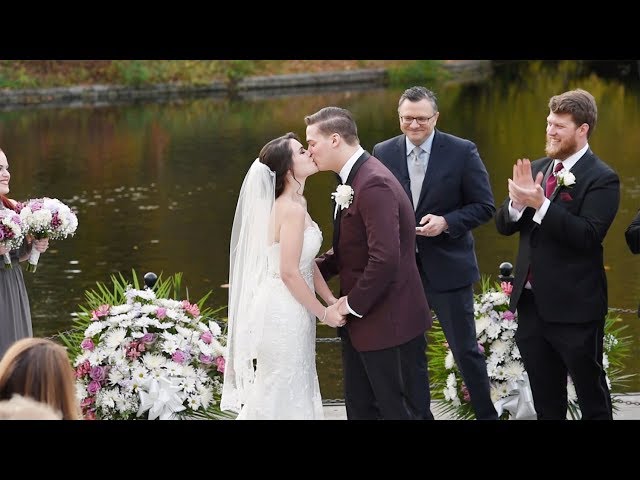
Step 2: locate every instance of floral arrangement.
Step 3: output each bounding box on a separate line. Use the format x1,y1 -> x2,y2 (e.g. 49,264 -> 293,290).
58,271 -> 231,420
331,184 -> 354,210
17,197 -> 78,272
0,208 -> 25,269
428,277 -> 633,420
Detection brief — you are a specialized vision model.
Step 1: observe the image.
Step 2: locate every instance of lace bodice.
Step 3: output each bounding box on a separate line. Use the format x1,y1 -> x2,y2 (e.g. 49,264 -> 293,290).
266,222 -> 322,285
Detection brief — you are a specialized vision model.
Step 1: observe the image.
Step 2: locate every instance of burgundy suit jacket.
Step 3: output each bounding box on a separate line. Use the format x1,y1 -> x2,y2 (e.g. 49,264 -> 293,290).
317,152 -> 431,352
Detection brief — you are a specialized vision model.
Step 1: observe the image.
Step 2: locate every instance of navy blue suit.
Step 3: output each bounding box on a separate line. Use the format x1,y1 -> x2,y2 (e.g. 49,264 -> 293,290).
373,129 -> 498,419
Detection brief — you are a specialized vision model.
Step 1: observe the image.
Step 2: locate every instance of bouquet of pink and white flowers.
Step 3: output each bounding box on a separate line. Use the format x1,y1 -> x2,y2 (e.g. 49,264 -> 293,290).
0,208 -> 25,269
18,197 -> 78,272
72,286 -> 228,420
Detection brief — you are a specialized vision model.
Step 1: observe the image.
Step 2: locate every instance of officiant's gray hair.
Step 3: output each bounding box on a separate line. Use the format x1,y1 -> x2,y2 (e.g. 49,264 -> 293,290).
304,106 -> 359,146
398,86 -> 438,112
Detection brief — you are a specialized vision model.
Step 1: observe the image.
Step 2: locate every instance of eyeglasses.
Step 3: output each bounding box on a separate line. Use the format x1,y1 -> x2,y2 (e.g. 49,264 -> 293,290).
399,114 -> 437,125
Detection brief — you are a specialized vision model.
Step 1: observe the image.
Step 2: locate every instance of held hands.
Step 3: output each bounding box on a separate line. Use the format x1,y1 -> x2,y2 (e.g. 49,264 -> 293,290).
416,214 -> 448,237
508,158 -> 545,211
323,297 -> 347,328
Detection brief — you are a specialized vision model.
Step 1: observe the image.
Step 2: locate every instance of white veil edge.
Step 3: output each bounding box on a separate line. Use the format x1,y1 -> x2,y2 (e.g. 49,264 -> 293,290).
221,159 -> 276,413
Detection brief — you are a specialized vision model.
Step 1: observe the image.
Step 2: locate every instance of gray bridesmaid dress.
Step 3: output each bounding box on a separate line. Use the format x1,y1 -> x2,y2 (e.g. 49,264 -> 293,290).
0,204 -> 32,358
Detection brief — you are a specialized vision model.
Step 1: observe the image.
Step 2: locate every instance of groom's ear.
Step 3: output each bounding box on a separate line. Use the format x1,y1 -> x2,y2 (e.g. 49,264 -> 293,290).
331,133 -> 340,147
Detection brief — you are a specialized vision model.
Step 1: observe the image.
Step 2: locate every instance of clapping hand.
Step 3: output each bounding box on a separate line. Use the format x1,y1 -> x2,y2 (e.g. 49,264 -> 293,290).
508,158 -> 545,211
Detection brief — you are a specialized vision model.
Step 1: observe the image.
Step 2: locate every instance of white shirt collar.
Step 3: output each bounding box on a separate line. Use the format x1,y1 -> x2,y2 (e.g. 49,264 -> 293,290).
556,143 -> 589,171
338,146 -> 364,184
406,131 -> 435,159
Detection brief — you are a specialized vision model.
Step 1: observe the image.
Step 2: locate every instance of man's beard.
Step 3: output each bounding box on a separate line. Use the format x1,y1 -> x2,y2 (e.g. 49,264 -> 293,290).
545,136 -> 578,160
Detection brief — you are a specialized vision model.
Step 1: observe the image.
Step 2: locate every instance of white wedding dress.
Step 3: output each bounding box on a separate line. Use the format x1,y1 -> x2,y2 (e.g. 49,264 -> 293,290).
237,221 -> 325,420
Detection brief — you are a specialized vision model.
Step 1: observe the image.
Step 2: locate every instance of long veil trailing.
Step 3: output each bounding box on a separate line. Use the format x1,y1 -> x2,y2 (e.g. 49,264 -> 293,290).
221,159 -> 276,414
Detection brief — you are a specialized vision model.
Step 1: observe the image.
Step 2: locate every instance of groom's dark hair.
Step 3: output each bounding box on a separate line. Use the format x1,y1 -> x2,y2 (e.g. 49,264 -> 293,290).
259,132 -> 300,198
304,107 -> 359,146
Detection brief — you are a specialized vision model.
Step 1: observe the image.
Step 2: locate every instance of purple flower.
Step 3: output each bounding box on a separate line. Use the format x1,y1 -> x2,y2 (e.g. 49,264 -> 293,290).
81,338 -> 95,351
199,354 -> 214,364
141,332 -> 156,344
502,310 -> 516,321
87,380 -> 101,395
172,350 -> 188,364
89,365 -> 107,382
477,342 -> 485,354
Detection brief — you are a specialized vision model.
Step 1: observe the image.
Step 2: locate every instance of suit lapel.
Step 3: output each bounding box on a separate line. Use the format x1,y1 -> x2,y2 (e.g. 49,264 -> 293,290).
332,151 -> 371,250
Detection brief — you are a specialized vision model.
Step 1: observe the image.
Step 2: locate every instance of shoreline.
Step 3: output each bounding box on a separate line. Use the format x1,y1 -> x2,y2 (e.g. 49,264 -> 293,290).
0,61 -> 492,110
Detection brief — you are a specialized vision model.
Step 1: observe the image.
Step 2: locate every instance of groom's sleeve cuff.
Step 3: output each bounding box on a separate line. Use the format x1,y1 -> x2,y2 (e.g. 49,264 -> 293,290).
345,298 -> 363,318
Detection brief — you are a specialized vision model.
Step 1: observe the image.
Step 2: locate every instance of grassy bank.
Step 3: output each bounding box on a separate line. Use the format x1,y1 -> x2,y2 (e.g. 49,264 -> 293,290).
0,60 -> 446,90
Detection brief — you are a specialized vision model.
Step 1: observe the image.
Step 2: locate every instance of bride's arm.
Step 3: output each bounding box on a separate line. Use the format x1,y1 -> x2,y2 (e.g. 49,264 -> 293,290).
313,264 -> 338,305
279,203 -> 331,322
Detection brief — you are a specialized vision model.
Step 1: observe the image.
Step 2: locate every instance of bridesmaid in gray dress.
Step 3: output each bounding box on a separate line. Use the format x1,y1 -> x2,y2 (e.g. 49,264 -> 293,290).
0,147 -> 49,358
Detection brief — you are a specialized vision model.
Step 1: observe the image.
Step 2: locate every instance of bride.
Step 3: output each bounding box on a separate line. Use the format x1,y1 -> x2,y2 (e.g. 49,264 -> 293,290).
221,132 -> 345,420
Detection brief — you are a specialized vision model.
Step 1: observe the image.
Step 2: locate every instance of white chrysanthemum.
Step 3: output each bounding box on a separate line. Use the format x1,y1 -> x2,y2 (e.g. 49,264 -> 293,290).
109,304 -> 133,315
510,344 -> 521,360
165,361 -> 183,376
108,368 -> 125,386
103,328 -> 127,349
131,365 -> 150,384
76,382 -> 88,401
196,384 -> 214,408
602,352 -> 609,369
97,388 -> 120,409
489,339 -> 510,360
198,340 -> 213,356
500,329 -> 516,341
84,321 -> 106,338
142,353 -> 166,370
485,322 -> 502,340
181,364 -> 197,379
140,304 -> 157,314
131,319 -> 153,333
444,350 -> 456,370
489,384 -> 502,403
210,340 -> 226,358
493,365 -> 506,380
475,316 -> 491,337
503,360 -> 525,381
73,350 -> 91,367
208,321 -> 222,337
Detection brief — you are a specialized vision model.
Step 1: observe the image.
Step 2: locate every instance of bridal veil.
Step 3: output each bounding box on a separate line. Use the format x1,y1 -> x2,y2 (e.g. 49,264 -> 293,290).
221,159 -> 276,413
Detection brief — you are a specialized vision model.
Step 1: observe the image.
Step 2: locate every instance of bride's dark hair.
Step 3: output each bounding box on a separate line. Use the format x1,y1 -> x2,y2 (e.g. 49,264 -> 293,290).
259,132 -> 301,198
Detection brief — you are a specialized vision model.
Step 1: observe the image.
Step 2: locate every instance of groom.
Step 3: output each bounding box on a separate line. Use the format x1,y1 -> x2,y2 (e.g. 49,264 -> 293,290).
306,106 -> 434,420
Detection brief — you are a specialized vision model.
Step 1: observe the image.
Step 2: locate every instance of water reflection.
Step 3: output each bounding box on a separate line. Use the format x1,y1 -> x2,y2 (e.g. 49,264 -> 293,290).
1,60 -> 638,395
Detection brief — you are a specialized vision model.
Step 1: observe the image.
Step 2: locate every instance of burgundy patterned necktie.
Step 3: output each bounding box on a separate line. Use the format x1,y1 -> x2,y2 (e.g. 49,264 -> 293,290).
545,162 -> 564,198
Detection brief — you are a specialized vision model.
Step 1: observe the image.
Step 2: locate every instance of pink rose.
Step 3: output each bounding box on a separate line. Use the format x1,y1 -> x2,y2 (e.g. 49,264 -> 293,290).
199,354 -> 214,364
81,338 -> 95,351
156,307 -> 167,319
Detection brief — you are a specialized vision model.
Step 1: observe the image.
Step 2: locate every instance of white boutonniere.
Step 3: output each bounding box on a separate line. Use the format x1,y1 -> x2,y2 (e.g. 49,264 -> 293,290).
555,170 -> 576,188
331,184 -> 354,210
